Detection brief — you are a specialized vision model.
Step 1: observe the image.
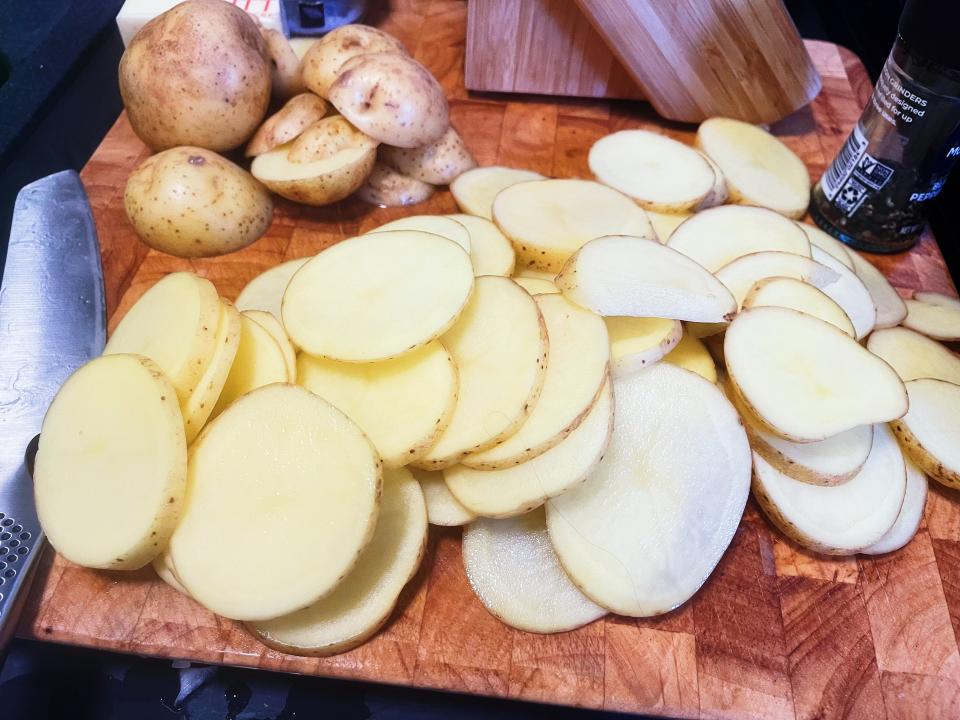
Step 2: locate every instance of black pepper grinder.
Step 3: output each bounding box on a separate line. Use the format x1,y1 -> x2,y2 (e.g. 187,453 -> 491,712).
809,0 -> 960,253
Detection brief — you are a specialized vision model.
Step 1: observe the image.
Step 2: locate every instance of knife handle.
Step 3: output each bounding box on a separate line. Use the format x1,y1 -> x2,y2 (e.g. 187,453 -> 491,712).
0,463 -> 44,655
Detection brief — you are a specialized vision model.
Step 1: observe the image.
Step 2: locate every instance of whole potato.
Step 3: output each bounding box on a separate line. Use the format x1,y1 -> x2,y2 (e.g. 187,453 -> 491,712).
120,0 -> 271,151
124,147 -> 273,258
301,24 -> 408,98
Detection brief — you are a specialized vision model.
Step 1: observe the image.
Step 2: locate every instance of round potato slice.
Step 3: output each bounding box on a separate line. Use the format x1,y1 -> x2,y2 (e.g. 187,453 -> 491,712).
105,271 -> 220,402
170,384 -> 381,621
357,162 -> 435,207
242,310 -> 296,382
742,276 -> 856,337
796,222 -> 854,269
606,317 -> 682,377
514,277 -> 558,295
867,327 -> 960,384
849,250 -> 907,328
283,231 -> 474,362
463,508 -> 606,633
380,126 -> 477,185
663,332 -> 717,383
713,251 -> 840,309
547,363 -> 751,616
446,214 -> 515,276
250,467 -> 426,656
297,341 -> 457,467
301,24 -> 408,98
589,129 -> 715,213
35,354 -> 187,570
646,210 -> 691,243
450,165 -> 545,220
210,313 -> 289,418
695,151 -> 728,209
370,215 -> 471,253
891,378 -> 960,489
235,258 -> 309,321
411,468 -> 476,526
809,247 -> 876,339
246,93 -> 328,157
861,457 -> 927,555
902,292 -> 960,341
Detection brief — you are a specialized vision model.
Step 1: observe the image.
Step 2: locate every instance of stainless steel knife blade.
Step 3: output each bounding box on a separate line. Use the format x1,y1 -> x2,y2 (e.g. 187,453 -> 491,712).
0,170 -> 105,648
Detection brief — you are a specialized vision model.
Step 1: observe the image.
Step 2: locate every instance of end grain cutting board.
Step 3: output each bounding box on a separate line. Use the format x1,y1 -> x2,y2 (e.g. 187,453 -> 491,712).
17,2 -> 960,718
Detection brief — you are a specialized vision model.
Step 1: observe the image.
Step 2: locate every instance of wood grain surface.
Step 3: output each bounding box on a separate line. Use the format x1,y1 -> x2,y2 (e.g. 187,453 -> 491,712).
17,2 -> 960,718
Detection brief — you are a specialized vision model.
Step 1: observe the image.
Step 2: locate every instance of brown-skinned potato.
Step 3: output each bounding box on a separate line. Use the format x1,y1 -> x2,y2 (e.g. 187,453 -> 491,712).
356,162 -> 435,207
379,126 -> 477,185
261,28 -> 306,101
301,24 -> 408,98
246,94 -> 329,157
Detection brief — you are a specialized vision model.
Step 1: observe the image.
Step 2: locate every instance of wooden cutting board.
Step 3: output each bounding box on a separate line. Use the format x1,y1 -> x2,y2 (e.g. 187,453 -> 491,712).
18,2 -> 960,718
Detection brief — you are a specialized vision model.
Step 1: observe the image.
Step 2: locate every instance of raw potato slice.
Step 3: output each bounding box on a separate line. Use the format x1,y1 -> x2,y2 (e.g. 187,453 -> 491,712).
416,276 -> 547,469
35,354 -> 187,570
235,258 -> 309,321
379,126 -> 477,184
556,235 -> 737,323
713,251 -> 839,309
861,458 -> 927,555
153,549 -> 188,595
515,267 -> 556,281
445,380 -> 613,518
463,509 -> 606,633
752,424 -> 906,554
463,294 -> 609,470
450,165 -> 545,220
725,307 -> 907,442
849,250 -> 907,328
371,215 -> 471,254
297,341 -> 457,467
250,467 -> 426,656
663,332 -> 717,383
867,327 -> 960,384
647,210 -> 691,243
606,317 -> 682,377
493,179 -> 655,273
211,313 -> 289,418
411,468 -> 475,526
797,222 -> 854,269
743,276 -> 855,337
696,117 -> 810,219
243,310 -> 296,382
891,378 -> 960,488
903,292 -> 960,341
588,129 -> 715,213
105,271 -> 220,402
514,277 -> 558,295
667,205 -> 810,272
446,214 -> 515,276
696,151 -> 728,209
283,231 -> 474,362
810,247 -> 876,339
547,363 -> 751,616
170,384 -> 381,621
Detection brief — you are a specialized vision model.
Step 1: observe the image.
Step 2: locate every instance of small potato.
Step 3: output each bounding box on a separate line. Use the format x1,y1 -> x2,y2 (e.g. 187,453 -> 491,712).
328,52 -> 448,148
262,28 -> 306,101
246,93 -> 329,157
357,162 -> 435,207
380,126 -> 477,185
125,147 -> 273,258
301,24 -> 408,98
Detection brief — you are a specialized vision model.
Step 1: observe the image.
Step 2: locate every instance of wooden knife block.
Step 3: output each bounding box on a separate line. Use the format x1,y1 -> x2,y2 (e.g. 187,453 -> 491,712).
465,0 -> 822,124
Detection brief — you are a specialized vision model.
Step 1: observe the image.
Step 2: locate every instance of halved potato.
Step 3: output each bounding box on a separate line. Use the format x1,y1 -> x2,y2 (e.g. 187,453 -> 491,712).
370,215 -> 470,253
514,277 -> 558,295
752,424 -> 906,554
588,129 -> 715,213
663,332 -> 717,383
297,341 -> 457,467
35,354 -> 187,570
891,378 -> 960,488
246,94 -> 328,157
152,548 -> 189,595
809,247 -> 876,339
861,457 -> 927,555
492,179 -> 654,272
450,165 -> 545,220
725,307 -> 907,441
556,235 -> 737,323
446,214 -> 515,276
411,468 -> 476,526
695,150 -> 728,209
606,317 -> 682,377
463,508 -> 606,633
696,117 -> 810,219
866,327 -> 960,384
261,29 -> 307,101
646,210 -> 691,243
210,313 -> 289,418
356,162 -> 435,207
300,24 -> 408,98
380,126 -> 477,185
667,205 -> 810,272
713,251 -> 838,309
170,384 -> 381,621
462,295 -> 608,470
242,309 -> 296,382
547,363 -> 751,616
250,467 -> 426,656
282,231 -> 474,362
903,292 -> 960,341
848,251 -> 907,329
796,222 -> 854,269
742,276 -> 855,337
235,258 -> 309,321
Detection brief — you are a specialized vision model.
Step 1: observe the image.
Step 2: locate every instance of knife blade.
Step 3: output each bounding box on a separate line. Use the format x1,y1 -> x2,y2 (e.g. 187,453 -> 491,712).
0,170 -> 105,650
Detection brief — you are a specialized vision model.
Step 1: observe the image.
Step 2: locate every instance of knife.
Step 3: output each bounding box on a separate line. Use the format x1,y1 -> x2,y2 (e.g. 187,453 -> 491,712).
0,170 -> 105,651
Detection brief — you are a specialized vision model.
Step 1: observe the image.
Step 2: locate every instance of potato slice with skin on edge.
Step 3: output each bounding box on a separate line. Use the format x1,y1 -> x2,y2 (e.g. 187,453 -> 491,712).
450,165 -> 545,220
105,271 -> 220,403
556,235 -> 737,323
725,307 -> 907,442
463,508 -> 606,633
380,126 -> 477,185
867,327 -> 960,384
415,276 -> 547,470
646,210 -> 691,243
250,467 -> 426,656
848,250 -> 907,328
35,354 -> 187,570
902,292 -> 960,341
235,258 -> 309,321
861,457 -> 927,555
713,250 -> 838,310
547,363 -> 751,617
667,205 -> 810,272
891,378 -> 960,489
664,332 -> 717,383
797,222 -> 854,269
297,341 -> 458,468
246,94 -> 328,157
752,424 -> 906,554
514,277 -> 559,295
300,24 -> 408,98
588,129 -> 716,213
446,214 -> 515,276
210,313 -> 289,419
462,295 -> 609,470
242,310 -> 296,383
357,162 -> 434,207
695,151 -> 728,209
493,179 -> 655,273
171,384 -> 382,621
410,468 -> 475,526
153,547 -> 188,595
742,276 -> 856,337
809,247 -> 876,339
606,317 -> 682,377
283,231 -> 474,362
445,380 -> 613,518
370,215 -> 470,253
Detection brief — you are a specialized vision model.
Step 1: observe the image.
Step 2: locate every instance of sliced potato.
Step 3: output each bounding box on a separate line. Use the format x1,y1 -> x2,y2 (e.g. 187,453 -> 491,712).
514,277 -> 558,295
667,205 -> 810,272
547,363 -> 751,616
588,129 -> 715,213
809,247 -> 876,339
663,332 -> 717,383
246,94 -> 328,157
170,384 -> 381,621
152,548 -> 189,595
797,222 -> 854,269
446,214 -> 515,276
492,179 -> 654,272
713,251 -> 839,309
695,151 -> 728,209
250,467 -> 426,656
242,310 -> 296,382
371,215 -> 470,253
606,317 -> 682,377
903,292 -> 960,341
891,378 -> 960,489
211,313 -> 289,418
861,457 -> 927,555
300,24 -> 408,98
235,258 -> 309,322
35,354 -> 187,570
742,276 -> 856,337
752,424 -> 906,554
356,162 -> 435,207
283,231 -> 474,362
725,307 -> 907,442
848,251 -> 907,329
515,267 -> 556,282
380,126 -> 477,184
463,509 -> 606,633
866,327 -> 960,384
646,210 -> 691,243
556,235 -> 736,323
696,117 -> 810,219
297,341 -> 457,467
410,468 -> 476,526
445,380 -> 612,518
450,165 -> 545,220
